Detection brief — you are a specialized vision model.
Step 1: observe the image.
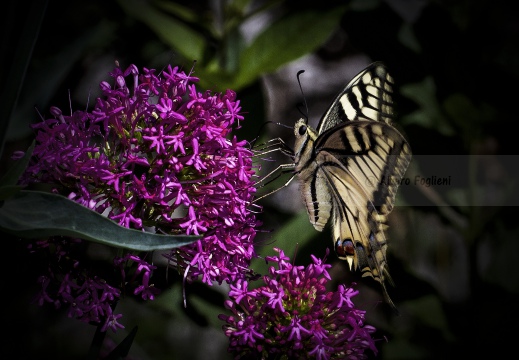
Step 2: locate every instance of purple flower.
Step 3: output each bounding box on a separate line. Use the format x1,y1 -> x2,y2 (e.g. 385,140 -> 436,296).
100,305 -> 125,333
29,238 -> 125,327
16,62 -> 260,330
219,248 -> 378,359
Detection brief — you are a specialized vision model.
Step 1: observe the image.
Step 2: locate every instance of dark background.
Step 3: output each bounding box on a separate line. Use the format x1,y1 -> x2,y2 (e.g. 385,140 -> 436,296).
1,0 -> 518,359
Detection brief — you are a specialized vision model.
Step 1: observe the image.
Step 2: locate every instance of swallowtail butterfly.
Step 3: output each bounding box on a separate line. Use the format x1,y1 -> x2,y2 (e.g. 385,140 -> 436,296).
258,62 -> 411,310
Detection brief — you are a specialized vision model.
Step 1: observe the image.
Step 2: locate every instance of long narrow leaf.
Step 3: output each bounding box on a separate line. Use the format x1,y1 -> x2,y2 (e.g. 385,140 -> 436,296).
237,7 -> 346,88
0,190 -> 200,251
118,0 -> 205,61
104,326 -> 139,360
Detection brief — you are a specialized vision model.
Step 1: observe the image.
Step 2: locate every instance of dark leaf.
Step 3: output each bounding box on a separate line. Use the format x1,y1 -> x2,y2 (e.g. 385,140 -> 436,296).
0,190 -> 200,251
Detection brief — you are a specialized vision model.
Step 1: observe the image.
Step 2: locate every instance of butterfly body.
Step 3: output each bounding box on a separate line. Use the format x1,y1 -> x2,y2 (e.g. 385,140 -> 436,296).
292,62 -> 411,310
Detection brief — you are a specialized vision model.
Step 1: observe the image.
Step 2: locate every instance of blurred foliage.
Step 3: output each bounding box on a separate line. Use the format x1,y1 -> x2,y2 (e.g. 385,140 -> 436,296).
1,0 -> 519,359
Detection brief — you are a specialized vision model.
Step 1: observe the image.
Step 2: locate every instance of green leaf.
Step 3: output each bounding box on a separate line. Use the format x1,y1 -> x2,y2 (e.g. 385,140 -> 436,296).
400,76 -> 456,136
118,0 -> 205,61
403,295 -> 455,341
443,93 -> 496,144
398,22 -> 421,53
236,7 -> 347,88
155,1 -> 199,23
229,0 -> 254,14
0,190 -> 200,251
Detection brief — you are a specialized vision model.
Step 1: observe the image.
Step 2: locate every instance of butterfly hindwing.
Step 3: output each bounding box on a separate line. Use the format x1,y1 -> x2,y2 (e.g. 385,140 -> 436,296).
315,121 -> 412,217
317,121 -> 411,308
292,62 -> 411,311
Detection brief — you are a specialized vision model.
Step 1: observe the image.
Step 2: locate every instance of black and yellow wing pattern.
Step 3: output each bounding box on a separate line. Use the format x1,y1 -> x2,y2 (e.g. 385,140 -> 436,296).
293,62 -> 411,310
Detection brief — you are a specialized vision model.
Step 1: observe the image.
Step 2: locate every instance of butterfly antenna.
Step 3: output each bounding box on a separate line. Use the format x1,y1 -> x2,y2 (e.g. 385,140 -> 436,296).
296,70 -> 309,122
250,121 -> 292,147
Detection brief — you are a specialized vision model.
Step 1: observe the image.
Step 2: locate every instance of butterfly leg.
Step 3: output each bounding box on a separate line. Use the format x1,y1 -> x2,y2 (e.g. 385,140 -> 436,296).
253,164 -> 296,203
252,137 -> 294,158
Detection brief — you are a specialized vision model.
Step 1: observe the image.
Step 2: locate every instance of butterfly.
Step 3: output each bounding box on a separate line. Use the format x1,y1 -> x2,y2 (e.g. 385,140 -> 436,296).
257,62 -> 411,311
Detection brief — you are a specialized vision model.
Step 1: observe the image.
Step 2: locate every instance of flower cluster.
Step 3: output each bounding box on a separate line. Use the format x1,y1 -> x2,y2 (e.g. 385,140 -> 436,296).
219,248 -> 378,359
17,62 -> 259,329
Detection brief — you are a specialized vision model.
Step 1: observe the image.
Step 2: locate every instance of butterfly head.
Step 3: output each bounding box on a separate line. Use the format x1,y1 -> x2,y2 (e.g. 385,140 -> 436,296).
293,118 -> 308,136
293,118 -> 318,163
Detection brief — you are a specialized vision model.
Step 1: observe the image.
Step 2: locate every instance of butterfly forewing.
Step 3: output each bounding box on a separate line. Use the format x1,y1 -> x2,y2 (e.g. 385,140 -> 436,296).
292,62 -> 411,311
316,61 -> 394,134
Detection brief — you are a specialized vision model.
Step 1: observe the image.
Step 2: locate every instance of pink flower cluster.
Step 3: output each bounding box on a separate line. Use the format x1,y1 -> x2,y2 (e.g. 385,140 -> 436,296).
219,248 -> 378,359
18,62 -> 260,329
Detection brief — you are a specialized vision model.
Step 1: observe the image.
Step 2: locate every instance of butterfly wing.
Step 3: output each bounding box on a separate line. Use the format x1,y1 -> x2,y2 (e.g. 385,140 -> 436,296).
315,120 -> 411,308
316,61 -> 394,134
